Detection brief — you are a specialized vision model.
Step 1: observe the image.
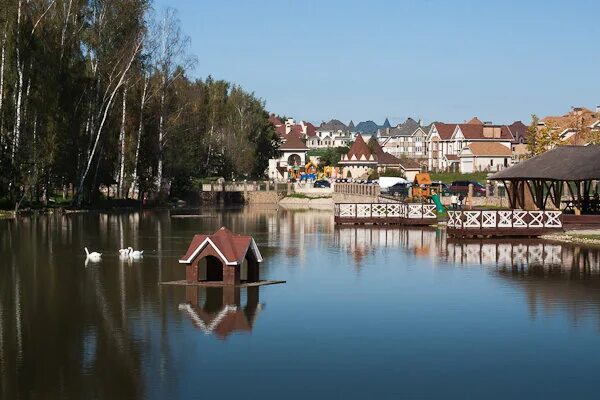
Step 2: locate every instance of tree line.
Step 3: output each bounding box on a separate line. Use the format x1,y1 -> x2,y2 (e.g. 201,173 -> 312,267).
0,0 -> 280,208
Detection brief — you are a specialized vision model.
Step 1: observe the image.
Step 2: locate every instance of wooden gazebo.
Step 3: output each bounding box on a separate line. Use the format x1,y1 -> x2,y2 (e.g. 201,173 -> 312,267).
490,145 -> 600,213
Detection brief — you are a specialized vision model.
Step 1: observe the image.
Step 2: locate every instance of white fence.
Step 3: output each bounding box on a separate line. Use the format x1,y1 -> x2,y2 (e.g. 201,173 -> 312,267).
447,210 -> 562,229
335,203 -> 437,220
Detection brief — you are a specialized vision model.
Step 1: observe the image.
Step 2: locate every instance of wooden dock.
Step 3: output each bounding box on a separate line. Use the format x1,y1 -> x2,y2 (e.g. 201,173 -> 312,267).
334,203 -> 438,226
447,210 -> 563,238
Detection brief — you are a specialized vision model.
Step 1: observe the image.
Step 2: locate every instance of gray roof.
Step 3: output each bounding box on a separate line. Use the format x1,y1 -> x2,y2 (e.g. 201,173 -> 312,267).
490,145 -> 600,181
380,118 -> 422,137
318,119 -> 348,132
355,120 -> 380,134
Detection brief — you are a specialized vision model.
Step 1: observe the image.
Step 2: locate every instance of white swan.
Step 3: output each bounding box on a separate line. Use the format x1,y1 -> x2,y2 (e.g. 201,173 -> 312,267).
118,248 -> 129,256
127,247 -> 144,259
85,247 -> 102,262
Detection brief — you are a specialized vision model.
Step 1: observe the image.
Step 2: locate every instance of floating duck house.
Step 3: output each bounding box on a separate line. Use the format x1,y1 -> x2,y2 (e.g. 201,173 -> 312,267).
179,227 -> 263,285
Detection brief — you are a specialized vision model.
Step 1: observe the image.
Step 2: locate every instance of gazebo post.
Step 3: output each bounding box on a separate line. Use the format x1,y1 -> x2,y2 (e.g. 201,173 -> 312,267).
504,180 -> 514,209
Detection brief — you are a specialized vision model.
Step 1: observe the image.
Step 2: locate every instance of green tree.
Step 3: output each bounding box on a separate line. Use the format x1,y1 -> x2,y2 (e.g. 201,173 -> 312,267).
527,114 -> 560,156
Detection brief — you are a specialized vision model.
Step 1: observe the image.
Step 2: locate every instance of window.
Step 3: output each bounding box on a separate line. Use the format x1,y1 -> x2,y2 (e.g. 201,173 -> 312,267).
490,159 -> 494,166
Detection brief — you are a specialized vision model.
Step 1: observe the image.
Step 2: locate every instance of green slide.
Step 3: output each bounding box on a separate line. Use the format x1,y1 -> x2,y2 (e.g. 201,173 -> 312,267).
431,194 -> 446,213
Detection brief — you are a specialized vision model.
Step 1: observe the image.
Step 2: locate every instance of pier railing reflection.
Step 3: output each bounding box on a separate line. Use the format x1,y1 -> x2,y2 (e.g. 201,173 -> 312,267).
445,240 -> 600,273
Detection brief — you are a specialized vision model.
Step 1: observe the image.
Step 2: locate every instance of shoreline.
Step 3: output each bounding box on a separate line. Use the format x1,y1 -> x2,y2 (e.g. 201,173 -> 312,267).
541,230 -> 600,247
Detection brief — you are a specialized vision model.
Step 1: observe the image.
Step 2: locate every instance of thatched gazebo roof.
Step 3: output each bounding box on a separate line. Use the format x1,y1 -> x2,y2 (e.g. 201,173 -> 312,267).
489,145 -> 600,211
490,145 -> 600,181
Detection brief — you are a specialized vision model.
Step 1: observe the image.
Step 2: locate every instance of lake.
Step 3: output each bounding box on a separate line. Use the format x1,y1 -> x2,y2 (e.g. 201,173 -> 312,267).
1,207 -> 600,399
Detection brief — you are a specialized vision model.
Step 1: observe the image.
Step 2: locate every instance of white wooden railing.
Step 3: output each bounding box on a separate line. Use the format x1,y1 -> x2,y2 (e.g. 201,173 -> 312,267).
335,203 -> 437,220
447,210 -> 562,229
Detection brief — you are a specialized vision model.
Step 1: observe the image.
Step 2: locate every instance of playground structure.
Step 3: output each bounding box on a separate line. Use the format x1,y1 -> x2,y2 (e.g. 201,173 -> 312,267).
297,162 -> 340,182
411,173 -> 433,198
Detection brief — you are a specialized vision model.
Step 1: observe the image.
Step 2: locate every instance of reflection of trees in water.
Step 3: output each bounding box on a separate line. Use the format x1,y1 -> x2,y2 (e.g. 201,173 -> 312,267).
0,213 -> 175,399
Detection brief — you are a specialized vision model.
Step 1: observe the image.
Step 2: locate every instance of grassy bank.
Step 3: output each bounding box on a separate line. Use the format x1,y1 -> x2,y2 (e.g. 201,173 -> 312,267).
429,172 -> 489,184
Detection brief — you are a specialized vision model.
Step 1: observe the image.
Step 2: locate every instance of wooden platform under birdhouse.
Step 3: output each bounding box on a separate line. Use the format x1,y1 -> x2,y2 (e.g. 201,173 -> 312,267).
159,279 -> 286,288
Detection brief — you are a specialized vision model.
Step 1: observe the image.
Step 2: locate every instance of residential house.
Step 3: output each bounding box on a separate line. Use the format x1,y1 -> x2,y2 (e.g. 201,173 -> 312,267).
267,134 -> 309,181
268,114 -> 317,141
541,106 -> 600,146
338,135 -> 416,178
427,117 -> 515,172
397,158 -> 422,182
308,119 -> 355,148
338,136 -> 377,178
459,142 -> 513,173
506,121 -> 529,162
378,118 -> 430,160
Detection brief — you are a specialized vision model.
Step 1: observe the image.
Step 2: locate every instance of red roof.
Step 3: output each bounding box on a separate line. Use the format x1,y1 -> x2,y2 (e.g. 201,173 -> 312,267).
304,122 -> 317,137
289,124 -> 304,138
345,135 -> 373,160
179,227 -> 262,265
433,123 -> 456,140
467,117 -> 483,125
457,124 -> 513,140
280,134 -> 308,150
268,114 -> 283,127
368,138 -> 400,165
275,125 -> 286,136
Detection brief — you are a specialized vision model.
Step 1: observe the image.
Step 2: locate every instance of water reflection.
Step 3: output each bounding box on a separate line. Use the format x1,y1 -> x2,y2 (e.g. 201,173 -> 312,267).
3,210 -> 600,398
178,286 -> 263,340
445,240 -> 600,272
334,226 -> 444,267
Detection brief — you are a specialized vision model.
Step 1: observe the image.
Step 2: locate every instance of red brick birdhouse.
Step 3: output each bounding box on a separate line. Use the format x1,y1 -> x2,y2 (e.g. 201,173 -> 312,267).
179,227 -> 263,285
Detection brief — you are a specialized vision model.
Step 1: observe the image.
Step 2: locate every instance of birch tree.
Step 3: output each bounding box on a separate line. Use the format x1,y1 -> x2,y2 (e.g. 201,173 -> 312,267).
150,8 -> 195,195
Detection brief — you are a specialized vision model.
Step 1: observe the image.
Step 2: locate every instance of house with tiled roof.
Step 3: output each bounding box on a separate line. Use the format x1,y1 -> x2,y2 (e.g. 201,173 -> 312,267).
268,114 -> 317,141
267,134 -> 309,181
338,135 -> 420,178
338,135 -> 378,178
309,119 -> 355,148
459,142 -> 513,173
378,118 -> 430,160
540,106 -> 600,145
426,118 -> 516,172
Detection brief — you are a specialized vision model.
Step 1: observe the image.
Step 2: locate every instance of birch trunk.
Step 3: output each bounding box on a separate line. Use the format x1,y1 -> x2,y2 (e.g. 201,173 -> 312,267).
12,0 -> 23,166
130,73 -> 148,199
74,37 -> 142,206
60,0 -> 73,61
117,87 -> 127,198
156,74 -> 166,193
0,24 -> 7,137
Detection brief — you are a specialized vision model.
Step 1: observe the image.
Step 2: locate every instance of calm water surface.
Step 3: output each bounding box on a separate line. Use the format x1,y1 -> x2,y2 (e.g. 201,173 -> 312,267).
2,207 -> 600,399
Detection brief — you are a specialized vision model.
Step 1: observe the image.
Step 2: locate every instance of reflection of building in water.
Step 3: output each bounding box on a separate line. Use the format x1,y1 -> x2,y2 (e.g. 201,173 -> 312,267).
179,286 -> 263,340
445,241 -> 600,272
263,208 -> 333,261
334,227 -> 444,268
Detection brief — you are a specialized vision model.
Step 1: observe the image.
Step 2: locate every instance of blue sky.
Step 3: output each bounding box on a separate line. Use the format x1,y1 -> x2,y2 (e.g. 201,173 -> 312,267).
154,0 -> 600,126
